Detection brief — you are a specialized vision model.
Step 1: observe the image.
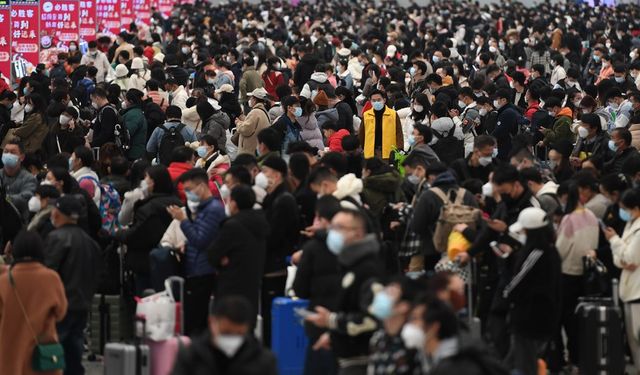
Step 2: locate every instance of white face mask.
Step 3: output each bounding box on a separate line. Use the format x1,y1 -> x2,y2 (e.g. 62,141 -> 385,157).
59,114 -> 71,126
492,100 -> 501,109
482,181 -> 493,197
219,184 -> 231,200
215,335 -> 244,357
401,323 -> 425,350
479,108 -> 488,116
24,103 -> 33,113
478,156 -> 493,166
413,104 -> 424,113
28,196 -> 41,213
578,126 -> 589,139
187,200 -> 199,213
254,172 -> 269,190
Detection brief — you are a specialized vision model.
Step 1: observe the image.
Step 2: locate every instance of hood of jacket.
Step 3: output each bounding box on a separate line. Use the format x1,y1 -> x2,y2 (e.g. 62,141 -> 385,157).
338,234 -> 380,267
333,173 -> 363,202
537,181 -> 558,197
309,72 -> 328,83
432,170 -> 458,188
556,107 -> 573,118
316,107 -> 339,122
298,114 -> 319,130
364,171 -> 402,193
207,111 -> 230,129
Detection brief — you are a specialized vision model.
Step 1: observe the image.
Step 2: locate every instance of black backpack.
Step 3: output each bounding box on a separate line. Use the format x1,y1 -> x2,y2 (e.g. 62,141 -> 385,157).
158,124 -> 186,166
431,120 -> 464,165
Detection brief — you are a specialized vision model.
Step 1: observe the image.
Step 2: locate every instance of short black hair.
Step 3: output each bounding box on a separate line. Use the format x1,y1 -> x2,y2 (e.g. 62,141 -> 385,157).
73,146 -> 94,168
309,166 -> 338,185
492,164 -> 519,185
316,195 -> 341,220
413,124 -> 433,144
110,156 -> 129,175
35,184 -> 61,199
166,105 -> 182,119
230,184 -> 256,210
171,146 -> 195,163
225,165 -> 253,185
495,88 -> 512,101
621,188 -> 640,210
341,135 -> 360,152
289,152 -> 310,181
423,298 -> 459,340
474,134 -> 497,149
402,153 -> 428,169
425,73 -> 442,85
233,154 -> 258,169
210,295 -> 253,324
613,128 -> 632,146
11,230 -> 45,262
257,127 -> 281,152
178,168 -> 209,185
318,152 -> 348,176
520,167 -> 543,184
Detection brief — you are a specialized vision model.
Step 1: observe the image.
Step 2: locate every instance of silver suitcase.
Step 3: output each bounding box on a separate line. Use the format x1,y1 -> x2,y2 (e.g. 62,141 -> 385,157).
104,342 -> 150,375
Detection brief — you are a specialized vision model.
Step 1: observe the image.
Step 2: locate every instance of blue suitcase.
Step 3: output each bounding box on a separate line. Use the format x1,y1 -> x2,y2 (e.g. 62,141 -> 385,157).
271,298 -> 309,375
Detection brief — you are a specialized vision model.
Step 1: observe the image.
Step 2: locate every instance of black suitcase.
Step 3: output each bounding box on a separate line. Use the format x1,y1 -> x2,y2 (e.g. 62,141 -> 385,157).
577,279 -> 624,375
89,294 -> 133,355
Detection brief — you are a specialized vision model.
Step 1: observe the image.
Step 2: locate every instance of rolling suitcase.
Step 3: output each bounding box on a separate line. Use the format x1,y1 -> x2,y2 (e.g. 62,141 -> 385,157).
90,294 -> 133,354
148,276 -> 191,375
577,278 -> 624,375
271,297 -> 309,375
104,317 -> 150,375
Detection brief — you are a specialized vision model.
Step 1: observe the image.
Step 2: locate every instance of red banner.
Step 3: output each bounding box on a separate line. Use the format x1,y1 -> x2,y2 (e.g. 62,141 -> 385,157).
79,0 -> 96,42
132,0 -> 150,26
96,0 -> 121,36
0,0 -> 10,83
40,0 -> 79,50
11,0 -> 39,80
120,0 -> 133,28
158,0 -> 171,19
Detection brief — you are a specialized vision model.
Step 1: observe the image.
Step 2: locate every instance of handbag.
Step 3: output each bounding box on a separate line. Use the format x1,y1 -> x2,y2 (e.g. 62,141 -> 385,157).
9,266 -> 65,372
582,256 -> 610,297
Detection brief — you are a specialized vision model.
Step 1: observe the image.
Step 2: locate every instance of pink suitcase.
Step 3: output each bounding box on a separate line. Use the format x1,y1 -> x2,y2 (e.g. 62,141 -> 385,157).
148,277 -> 190,375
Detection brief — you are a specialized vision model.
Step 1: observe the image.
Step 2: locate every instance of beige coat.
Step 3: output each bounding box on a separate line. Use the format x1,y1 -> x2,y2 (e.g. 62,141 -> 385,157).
629,123 -> 640,151
236,103 -> 270,156
0,262 -> 68,375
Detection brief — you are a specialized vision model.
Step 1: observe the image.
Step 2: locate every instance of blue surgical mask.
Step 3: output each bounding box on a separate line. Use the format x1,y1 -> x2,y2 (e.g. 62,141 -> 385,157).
294,107 -> 303,117
372,101 -> 385,111
1,153 -> 19,168
492,148 -> 498,158
609,140 -> 619,152
326,229 -> 345,255
619,208 -> 632,222
408,134 -> 416,146
197,146 -> 208,158
409,67 -> 416,76
185,190 -> 200,203
68,157 -> 74,171
23,87 -> 29,96
371,291 -> 394,320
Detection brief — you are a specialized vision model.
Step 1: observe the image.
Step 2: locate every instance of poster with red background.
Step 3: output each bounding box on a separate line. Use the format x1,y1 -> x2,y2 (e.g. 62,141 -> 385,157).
79,0 -> 97,42
132,0 -> 150,26
40,0 -> 80,49
120,0 -> 133,28
96,0 -> 121,36
0,0 -> 11,81
158,0 -> 172,18
11,0 -> 39,79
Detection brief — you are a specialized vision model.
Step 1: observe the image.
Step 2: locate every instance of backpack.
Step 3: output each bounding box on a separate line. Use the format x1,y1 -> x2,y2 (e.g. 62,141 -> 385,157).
158,124 -> 186,166
143,99 -> 167,139
431,187 -> 481,253
98,105 -> 127,151
78,176 -> 121,235
431,120 -> 464,165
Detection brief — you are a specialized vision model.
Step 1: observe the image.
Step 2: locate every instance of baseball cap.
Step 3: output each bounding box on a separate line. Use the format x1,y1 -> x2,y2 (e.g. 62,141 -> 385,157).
247,87 -> 270,100
509,207 -> 548,233
55,195 -> 82,220
215,84 -> 234,94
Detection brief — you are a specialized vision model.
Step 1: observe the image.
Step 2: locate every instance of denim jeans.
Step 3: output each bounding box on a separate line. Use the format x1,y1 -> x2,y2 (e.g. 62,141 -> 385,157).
57,310 -> 88,375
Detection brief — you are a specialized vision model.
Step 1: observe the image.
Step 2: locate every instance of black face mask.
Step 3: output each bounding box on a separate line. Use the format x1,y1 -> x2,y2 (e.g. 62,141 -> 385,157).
501,193 -> 514,205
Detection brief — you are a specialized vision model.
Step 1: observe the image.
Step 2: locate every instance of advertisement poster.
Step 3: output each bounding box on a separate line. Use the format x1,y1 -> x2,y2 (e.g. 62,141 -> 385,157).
158,0 -> 172,19
120,0 -> 133,28
11,0 -> 39,80
0,0 -> 10,82
79,0 -> 96,42
96,0 -> 121,36
39,0 -> 79,52
132,0 -> 150,26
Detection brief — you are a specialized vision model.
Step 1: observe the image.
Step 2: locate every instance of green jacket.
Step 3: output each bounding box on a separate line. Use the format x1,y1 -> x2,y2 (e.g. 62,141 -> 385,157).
543,108 -> 574,146
121,105 -> 147,160
240,67 -> 264,103
362,171 -> 405,218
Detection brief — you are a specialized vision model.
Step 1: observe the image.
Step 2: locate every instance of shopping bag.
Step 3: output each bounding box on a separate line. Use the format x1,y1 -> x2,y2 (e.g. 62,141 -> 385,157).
135,280 -> 176,341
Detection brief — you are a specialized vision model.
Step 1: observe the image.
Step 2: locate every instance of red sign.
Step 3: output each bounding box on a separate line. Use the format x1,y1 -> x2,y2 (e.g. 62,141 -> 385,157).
0,0 -> 10,82
158,0 -> 172,18
132,0 -> 150,26
40,0 -> 79,50
120,0 -> 133,28
11,0 -> 39,79
79,0 -> 97,42
96,0 -> 121,36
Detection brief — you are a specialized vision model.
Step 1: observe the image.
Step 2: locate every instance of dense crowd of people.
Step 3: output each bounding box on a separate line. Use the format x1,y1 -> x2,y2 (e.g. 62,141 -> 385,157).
4,0 -> 640,374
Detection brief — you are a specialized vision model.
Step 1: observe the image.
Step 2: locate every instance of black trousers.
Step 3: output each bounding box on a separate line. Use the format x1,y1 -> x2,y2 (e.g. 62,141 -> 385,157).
552,274 -> 583,368
261,274 -> 286,347
185,274 -> 216,337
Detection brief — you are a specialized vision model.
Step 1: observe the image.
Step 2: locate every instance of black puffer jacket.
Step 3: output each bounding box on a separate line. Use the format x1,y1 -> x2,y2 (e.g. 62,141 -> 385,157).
171,332 -> 277,375
115,193 -> 182,274
293,230 -> 341,341
44,223 -> 103,311
263,184 -> 300,274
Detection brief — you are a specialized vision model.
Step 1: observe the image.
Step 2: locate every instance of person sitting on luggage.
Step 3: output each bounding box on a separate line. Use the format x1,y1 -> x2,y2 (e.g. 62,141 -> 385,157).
604,188 -> 640,369
502,208 -> 562,375
167,168 -> 225,336
0,230 -> 68,375
146,105 -> 198,165
171,295 -> 278,375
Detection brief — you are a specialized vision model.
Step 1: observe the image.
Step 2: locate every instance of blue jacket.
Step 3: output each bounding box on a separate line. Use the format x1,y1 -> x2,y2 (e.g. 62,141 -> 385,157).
146,120 -> 198,158
180,198 -> 225,277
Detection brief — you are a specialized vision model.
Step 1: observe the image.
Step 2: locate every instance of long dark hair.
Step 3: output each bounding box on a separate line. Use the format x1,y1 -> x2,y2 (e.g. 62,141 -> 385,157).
525,224 -> 556,251
11,230 -> 45,263
145,165 -> 174,195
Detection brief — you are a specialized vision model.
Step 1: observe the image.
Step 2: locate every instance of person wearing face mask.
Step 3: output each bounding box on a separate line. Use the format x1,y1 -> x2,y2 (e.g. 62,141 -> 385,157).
603,188 -> 640,371
605,88 -> 634,129
195,134 -> 230,187
570,113 -> 611,169
501,207 -> 562,375
610,63 -> 634,93
261,57 -> 285,100
234,88 -> 271,156
81,41 -> 110,83
305,209 -> 383,375
604,128 -> 638,175
0,90 -> 17,141
367,278 -> 419,375
43,107 -> 85,159
359,90 -> 404,161
4,93 -> 48,156
538,97 -> 574,149
0,140 -> 37,222
407,124 -> 439,167
630,61 -> 640,91
128,57 -> 151,92
490,89 -> 521,161
260,156 -> 300,345
272,96 -> 304,154
239,57 -> 265,112
451,135 -> 498,184
596,54 -> 614,85
549,55 -> 567,86
166,168 -> 225,336
456,88 -> 481,156
171,296 -> 277,375
89,87 -> 118,148
26,184 -> 60,237
147,105 -> 197,166
120,89 -> 148,160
